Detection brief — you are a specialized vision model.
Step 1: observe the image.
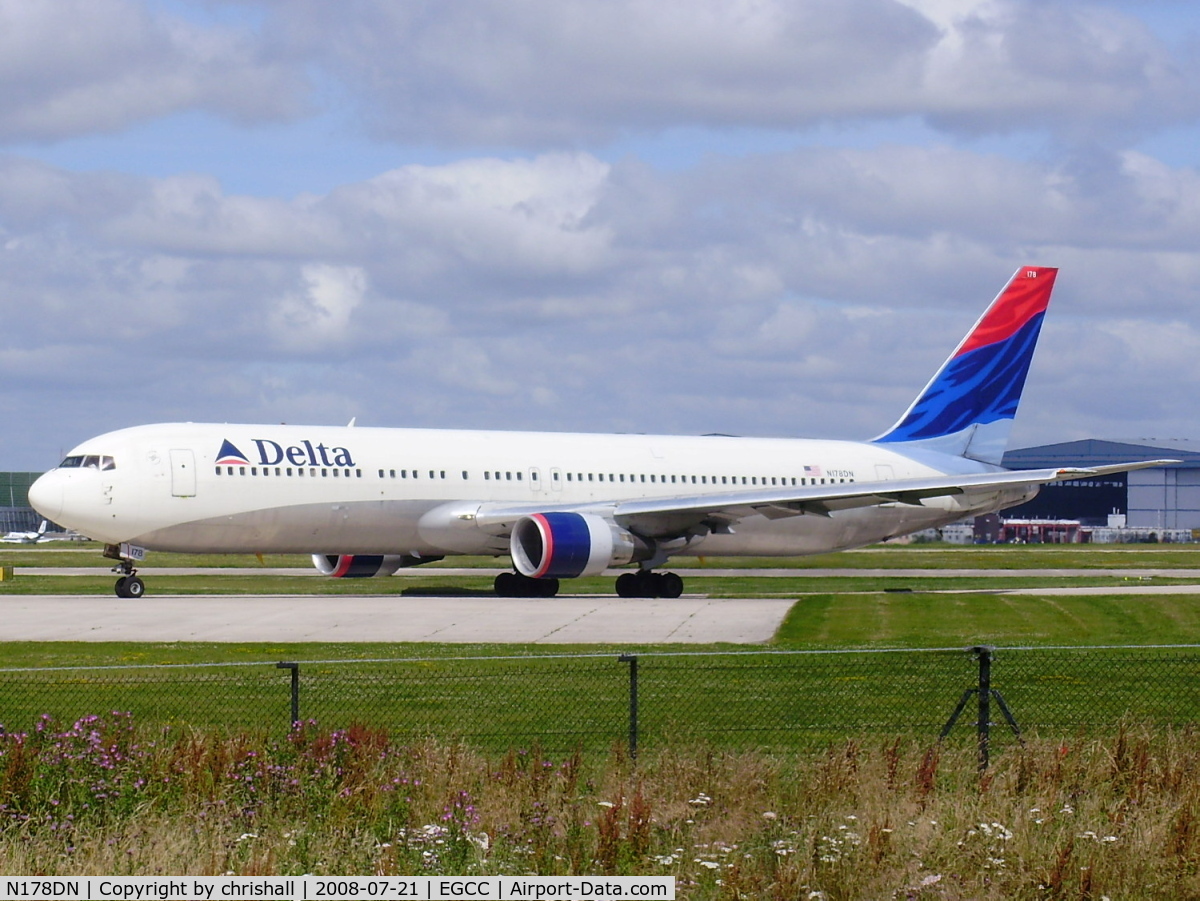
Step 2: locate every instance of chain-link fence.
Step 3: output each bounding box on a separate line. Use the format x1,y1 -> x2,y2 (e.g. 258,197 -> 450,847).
1,646 -> 1198,758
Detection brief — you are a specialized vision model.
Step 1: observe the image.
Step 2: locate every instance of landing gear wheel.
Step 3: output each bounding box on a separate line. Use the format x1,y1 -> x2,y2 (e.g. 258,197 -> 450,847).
615,570 -> 685,598
114,575 -> 144,599
658,572 -> 684,598
633,570 -> 655,597
494,572 -> 560,598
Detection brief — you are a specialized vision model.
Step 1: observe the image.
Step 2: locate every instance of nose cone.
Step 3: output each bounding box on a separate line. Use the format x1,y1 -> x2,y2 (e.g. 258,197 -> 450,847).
27,471 -> 63,522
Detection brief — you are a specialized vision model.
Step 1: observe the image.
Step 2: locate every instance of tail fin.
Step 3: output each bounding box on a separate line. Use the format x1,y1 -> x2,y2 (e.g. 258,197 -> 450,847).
873,266 -> 1058,465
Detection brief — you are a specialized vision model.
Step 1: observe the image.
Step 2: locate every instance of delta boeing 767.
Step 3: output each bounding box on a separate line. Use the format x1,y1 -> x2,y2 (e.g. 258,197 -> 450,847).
28,267 -> 1172,599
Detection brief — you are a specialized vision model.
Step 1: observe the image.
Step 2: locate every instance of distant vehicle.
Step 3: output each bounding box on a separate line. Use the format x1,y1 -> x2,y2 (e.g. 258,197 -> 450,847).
29,267 -> 1174,599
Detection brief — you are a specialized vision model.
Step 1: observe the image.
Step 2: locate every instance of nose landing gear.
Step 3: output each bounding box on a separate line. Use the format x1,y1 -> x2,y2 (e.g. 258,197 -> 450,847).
105,544 -> 147,598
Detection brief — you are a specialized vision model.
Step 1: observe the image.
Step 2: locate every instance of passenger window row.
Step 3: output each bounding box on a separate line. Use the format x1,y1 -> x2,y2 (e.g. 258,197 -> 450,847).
212,465 -> 855,487
559,473 -> 850,487
215,467 -> 363,478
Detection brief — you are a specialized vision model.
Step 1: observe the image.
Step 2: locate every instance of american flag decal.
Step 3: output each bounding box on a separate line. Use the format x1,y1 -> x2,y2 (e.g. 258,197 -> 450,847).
804,464 -> 822,477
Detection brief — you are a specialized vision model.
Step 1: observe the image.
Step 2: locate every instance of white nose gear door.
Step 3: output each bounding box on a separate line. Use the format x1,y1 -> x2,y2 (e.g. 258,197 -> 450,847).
170,449 -> 197,497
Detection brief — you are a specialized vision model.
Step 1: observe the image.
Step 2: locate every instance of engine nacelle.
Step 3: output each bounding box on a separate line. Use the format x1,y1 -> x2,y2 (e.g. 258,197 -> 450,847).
312,554 -> 419,578
510,512 -> 650,579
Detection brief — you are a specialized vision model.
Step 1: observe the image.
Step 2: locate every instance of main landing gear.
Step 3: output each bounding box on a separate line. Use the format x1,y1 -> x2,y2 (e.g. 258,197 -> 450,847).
493,569 -> 685,599
494,571 -> 560,598
616,570 -> 684,599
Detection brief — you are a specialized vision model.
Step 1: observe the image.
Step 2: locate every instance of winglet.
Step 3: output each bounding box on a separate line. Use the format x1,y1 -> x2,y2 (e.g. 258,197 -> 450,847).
873,266 -> 1058,465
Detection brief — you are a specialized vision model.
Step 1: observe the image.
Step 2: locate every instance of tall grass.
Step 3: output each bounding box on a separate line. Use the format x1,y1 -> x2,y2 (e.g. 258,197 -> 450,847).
1,714 -> 1200,898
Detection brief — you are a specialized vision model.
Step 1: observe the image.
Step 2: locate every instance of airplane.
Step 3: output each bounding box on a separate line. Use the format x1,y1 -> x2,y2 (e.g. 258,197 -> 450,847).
1,520 -> 48,544
27,266 -> 1174,600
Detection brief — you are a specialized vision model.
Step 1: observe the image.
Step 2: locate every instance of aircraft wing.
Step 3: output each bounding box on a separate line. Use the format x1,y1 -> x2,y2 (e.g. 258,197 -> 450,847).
475,460 -> 1177,539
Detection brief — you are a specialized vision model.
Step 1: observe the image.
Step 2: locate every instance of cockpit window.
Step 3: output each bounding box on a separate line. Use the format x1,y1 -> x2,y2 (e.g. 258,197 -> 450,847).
58,455 -> 116,470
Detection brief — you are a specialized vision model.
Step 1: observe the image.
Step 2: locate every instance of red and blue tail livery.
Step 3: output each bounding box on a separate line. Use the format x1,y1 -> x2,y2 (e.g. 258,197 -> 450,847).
874,267 -> 1058,465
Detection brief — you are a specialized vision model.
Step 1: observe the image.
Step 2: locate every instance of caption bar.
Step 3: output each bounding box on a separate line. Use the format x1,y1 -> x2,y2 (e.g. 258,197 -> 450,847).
0,878 -> 674,901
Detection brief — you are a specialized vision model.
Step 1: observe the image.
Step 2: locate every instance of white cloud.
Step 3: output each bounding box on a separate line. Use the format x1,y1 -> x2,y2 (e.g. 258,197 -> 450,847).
4,132 -> 1200,464
0,0 -> 306,142
251,0 -> 1200,146
270,263 -> 367,352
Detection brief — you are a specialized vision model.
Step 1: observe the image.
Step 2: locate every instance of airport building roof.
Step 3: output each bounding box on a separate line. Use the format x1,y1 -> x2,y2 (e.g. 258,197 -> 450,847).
1003,439 -> 1200,470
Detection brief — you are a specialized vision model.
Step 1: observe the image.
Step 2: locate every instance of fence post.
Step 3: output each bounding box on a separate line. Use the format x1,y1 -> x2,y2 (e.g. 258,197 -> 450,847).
940,645 -> 1020,769
974,645 -> 992,771
618,654 -> 638,761
276,662 -> 300,728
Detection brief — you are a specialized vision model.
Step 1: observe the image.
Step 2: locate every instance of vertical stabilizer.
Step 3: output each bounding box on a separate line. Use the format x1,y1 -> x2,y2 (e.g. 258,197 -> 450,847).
873,266 -> 1058,465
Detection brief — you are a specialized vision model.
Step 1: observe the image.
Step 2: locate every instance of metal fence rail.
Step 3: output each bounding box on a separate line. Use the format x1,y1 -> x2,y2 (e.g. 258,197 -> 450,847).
0,646 -> 1197,761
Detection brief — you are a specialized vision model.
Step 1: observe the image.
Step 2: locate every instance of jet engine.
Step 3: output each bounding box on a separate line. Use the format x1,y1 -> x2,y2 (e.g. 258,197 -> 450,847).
510,512 -> 652,579
312,553 -> 440,578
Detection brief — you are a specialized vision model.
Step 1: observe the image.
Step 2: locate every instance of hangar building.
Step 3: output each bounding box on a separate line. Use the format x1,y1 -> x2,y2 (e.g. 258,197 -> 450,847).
0,472 -> 43,532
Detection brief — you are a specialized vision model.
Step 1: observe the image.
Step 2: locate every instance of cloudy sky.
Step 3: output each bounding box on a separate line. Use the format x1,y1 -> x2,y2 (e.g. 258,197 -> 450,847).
3,0 -> 1200,470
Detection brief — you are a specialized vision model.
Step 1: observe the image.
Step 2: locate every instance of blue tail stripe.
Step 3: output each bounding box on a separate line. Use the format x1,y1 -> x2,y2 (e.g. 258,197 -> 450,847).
877,312 -> 1045,444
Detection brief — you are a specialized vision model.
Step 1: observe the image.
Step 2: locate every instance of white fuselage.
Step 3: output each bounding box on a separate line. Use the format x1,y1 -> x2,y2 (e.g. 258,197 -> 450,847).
29,422 -> 1033,560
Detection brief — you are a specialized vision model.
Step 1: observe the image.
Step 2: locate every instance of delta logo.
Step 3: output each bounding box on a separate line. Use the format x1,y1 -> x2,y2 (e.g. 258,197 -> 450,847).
216,438 -> 356,468
216,440 -> 250,465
